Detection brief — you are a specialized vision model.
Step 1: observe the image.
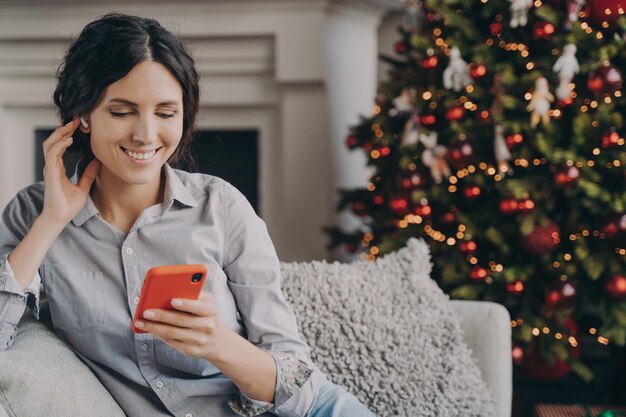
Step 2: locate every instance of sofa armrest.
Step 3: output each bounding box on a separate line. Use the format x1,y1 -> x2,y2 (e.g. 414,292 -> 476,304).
450,300 -> 512,417
0,310 -> 125,417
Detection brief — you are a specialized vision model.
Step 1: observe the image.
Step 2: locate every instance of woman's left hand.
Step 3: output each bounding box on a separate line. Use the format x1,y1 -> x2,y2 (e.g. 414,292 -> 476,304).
134,291 -> 225,360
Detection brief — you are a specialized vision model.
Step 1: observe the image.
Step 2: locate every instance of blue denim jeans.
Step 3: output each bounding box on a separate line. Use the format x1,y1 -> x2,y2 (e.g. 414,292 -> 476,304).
307,380 -> 375,417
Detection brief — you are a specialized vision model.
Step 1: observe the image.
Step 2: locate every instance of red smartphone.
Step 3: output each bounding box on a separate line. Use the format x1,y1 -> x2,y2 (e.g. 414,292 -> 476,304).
132,264 -> 208,334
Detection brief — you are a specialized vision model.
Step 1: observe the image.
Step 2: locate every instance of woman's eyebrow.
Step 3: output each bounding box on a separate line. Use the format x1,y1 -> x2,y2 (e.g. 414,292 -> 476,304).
107,98 -> 180,107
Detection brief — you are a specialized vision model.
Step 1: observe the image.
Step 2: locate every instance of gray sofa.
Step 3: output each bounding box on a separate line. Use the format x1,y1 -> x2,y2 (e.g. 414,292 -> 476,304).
0,299 -> 511,417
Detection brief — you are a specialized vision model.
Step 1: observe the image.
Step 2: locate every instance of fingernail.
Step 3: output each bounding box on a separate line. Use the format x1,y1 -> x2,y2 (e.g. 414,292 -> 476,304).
66,137 -> 73,142
171,299 -> 183,307
65,120 -> 74,126
135,320 -> 145,328
143,310 -> 155,319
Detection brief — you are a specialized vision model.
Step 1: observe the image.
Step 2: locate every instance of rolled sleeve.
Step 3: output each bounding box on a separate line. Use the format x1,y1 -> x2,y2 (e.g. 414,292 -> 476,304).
0,253 -> 40,350
0,188 -> 41,350
221,182 -> 326,416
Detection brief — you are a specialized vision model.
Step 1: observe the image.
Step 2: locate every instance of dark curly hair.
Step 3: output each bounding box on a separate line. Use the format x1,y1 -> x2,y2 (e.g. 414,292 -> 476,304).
53,13 -> 199,170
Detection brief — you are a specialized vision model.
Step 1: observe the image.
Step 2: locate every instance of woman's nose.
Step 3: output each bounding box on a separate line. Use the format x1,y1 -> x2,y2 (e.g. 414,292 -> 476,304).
132,117 -> 157,145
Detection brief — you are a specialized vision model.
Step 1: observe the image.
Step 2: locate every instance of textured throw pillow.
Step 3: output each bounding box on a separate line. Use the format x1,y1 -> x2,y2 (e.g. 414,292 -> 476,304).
280,238 -> 496,417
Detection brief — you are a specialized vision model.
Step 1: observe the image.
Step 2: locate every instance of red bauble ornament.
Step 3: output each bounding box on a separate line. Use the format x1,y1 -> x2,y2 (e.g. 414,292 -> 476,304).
459,240 -> 477,254
373,194 -> 385,205
512,345 -> 524,366
545,281 -> 577,310
445,106 -> 466,121
441,212 -> 456,224
522,222 -> 561,255
470,63 -> 487,79
605,273 -> 626,300
557,97 -> 574,108
421,55 -> 439,70
346,134 -> 358,149
490,21 -> 503,36
393,40 -> 406,54
507,280 -> 525,295
585,0 -> 626,31
521,318 -> 581,380
464,185 -> 482,199
506,133 -> 524,149
604,214 -> 626,239
399,171 -> 426,190
351,201 -> 369,217
554,165 -> 580,187
587,63 -> 623,96
414,203 -> 432,217
602,128 -> 622,148
420,113 -> 437,126
448,137 -> 475,169
380,146 -> 391,156
389,196 -> 411,216
470,266 -> 488,281
476,110 -> 492,126
499,198 -> 519,214
533,21 -> 556,40
426,11 -> 442,23
518,198 -> 536,213
602,220 -> 619,237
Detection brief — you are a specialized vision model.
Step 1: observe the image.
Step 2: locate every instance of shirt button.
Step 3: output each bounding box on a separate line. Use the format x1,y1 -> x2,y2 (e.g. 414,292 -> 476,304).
155,381 -> 164,389
126,247 -> 134,255
133,297 -> 140,305
17,295 -> 25,301
140,343 -> 149,351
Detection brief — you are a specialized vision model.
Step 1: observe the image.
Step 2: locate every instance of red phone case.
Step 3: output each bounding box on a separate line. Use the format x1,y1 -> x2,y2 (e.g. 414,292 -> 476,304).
132,264 -> 208,334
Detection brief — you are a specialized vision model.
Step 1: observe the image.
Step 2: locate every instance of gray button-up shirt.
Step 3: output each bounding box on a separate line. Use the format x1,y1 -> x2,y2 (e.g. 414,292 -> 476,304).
0,164 -> 325,417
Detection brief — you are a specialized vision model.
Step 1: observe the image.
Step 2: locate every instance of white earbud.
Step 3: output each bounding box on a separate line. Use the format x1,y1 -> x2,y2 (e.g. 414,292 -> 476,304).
80,117 -> 89,129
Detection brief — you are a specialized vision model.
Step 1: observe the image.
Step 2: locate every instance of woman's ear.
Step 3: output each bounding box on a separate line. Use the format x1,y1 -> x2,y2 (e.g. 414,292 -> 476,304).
79,116 -> 91,133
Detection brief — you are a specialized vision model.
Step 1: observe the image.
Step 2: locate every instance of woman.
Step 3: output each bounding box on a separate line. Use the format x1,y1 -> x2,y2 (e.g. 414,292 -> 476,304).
0,13 -> 374,417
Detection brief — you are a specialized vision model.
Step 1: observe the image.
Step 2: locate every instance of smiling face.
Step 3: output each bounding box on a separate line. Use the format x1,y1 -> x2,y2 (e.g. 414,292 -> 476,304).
83,60 -> 184,189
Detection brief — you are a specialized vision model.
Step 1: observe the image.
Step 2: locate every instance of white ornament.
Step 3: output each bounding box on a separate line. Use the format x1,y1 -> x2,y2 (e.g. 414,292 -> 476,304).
553,44 -> 580,100
494,125 -> 513,175
419,132 -> 451,184
389,87 -> 416,116
508,0 -> 533,28
527,77 -> 555,128
443,47 -> 473,92
401,111 -> 421,147
566,0 -> 585,28
404,0 -> 423,33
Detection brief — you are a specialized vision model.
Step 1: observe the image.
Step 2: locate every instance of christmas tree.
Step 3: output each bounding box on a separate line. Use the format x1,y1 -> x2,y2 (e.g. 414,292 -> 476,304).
325,0 -> 626,380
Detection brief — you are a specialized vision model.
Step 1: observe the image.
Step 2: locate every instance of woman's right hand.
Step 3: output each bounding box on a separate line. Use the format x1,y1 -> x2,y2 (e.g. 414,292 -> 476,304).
40,117 -> 101,225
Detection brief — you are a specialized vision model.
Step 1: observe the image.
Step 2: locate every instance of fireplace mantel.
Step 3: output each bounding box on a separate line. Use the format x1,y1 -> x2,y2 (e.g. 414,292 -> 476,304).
0,0 -> 400,261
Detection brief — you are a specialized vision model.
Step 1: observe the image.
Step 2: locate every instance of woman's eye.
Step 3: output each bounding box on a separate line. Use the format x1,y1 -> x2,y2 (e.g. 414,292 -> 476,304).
110,111 -> 132,117
157,113 -> 175,119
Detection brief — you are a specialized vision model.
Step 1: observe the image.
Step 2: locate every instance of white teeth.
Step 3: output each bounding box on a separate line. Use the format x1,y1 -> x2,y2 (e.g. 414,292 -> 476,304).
123,148 -> 157,160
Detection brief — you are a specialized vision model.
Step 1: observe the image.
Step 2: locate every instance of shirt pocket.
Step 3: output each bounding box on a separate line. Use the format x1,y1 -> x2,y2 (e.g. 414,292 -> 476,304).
41,263 -> 104,334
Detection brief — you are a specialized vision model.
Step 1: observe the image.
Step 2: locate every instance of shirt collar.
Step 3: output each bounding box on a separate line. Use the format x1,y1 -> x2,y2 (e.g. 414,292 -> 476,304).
162,163 -> 198,209
71,163 -> 198,227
